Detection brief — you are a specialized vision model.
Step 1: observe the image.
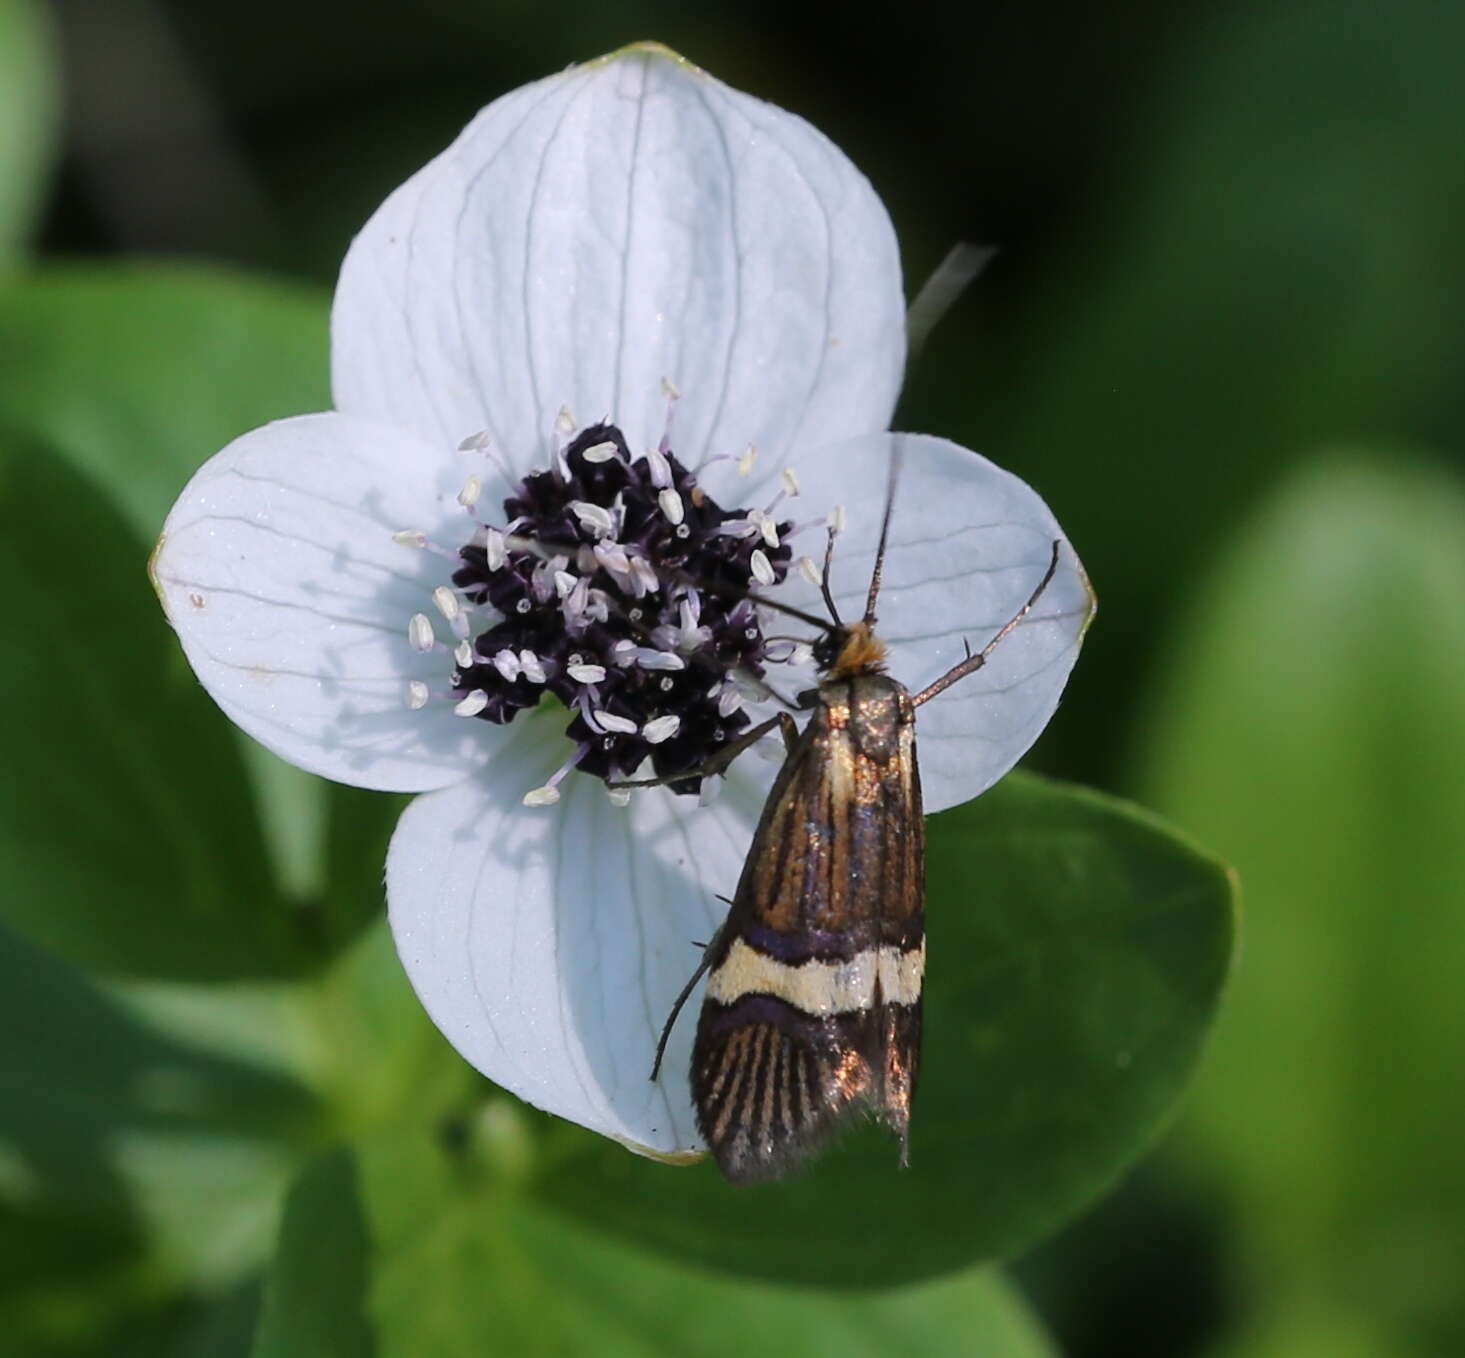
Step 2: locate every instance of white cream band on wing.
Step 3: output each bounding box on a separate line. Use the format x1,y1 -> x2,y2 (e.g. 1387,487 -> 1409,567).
706,937 -> 925,1013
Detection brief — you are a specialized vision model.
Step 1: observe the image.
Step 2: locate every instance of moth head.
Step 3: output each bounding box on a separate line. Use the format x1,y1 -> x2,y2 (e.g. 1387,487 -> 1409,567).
815,621 -> 888,678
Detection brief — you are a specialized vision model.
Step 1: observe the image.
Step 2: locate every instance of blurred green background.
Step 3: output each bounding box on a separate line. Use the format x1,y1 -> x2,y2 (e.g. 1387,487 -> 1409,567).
3,0 -> 1464,1354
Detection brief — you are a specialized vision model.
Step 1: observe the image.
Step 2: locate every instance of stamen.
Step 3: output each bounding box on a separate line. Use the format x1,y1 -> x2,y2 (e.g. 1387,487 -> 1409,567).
633,647 -> 685,671
750,549 -> 775,586
457,475 -> 483,508
432,586 -> 461,623
492,649 -> 522,681
519,650 -> 547,684
570,500 -> 616,537
658,487 -> 685,526
556,405 -> 577,434
454,689 -> 489,717
642,714 -> 681,744
750,510 -> 781,549
581,440 -> 621,463
408,613 -> 436,652
797,555 -> 821,586
738,444 -> 758,476
781,467 -> 801,496
591,710 -> 638,735
828,504 -> 847,534
484,528 -> 507,572
405,680 -> 430,710
661,376 -> 681,400
645,445 -> 673,489
567,662 -> 607,684
392,529 -> 428,548
454,640 -> 474,668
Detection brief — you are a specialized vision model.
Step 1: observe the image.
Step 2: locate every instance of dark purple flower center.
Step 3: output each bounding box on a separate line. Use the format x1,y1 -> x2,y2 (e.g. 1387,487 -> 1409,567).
450,423 -> 792,793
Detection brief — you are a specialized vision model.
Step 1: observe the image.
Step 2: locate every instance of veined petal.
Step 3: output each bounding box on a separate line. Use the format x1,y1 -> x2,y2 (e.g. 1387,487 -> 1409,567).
387,744 -> 779,1153
152,412 -> 516,792
752,432 -> 1093,814
333,43 -> 905,477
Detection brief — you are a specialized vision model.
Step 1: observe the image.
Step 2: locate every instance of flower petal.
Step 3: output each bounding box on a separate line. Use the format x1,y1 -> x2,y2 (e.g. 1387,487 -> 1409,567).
387,744 -> 782,1153
745,432 -> 1093,814
333,43 -> 904,476
153,411 -> 515,792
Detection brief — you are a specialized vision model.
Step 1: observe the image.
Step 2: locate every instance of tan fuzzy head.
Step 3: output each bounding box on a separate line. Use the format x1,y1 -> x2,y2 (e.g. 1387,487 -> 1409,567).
825,621 -> 888,678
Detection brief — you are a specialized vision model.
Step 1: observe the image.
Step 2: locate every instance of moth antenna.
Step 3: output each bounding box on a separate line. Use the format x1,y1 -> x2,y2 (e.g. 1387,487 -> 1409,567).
863,440 -> 905,627
906,242 -> 997,360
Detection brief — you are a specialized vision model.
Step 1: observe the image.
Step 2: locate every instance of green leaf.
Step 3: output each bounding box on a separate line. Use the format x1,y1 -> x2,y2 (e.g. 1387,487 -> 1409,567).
0,0 -> 57,265
0,437 -> 307,980
1138,451 -> 1465,1351
0,921 -> 317,1345
0,263 -> 340,903
535,770 -> 1234,1288
253,1133 -> 1057,1358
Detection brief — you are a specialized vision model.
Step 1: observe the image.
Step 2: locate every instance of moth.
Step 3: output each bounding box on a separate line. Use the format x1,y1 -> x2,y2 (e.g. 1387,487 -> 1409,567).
640,482 -> 1062,1183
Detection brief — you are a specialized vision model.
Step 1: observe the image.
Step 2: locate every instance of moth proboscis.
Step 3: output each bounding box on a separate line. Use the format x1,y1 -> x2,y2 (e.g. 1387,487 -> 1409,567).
625,462 -> 1064,1184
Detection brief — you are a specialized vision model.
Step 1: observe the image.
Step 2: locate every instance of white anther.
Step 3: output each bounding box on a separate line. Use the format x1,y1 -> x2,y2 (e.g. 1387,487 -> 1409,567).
454,690 -> 489,717
457,474 -> 482,508
717,518 -> 758,539
642,714 -> 681,744
523,785 -> 561,807
717,684 -> 743,717
630,556 -> 661,597
570,500 -> 616,536
519,650 -> 547,684
634,648 -> 686,671
457,431 -> 491,451
392,529 -> 427,548
454,640 -> 474,668
556,405 -> 577,434
661,375 -> 681,400
738,444 -> 758,476
606,787 -> 632,807
658,487 -> 685,526
484,528 -> 506,572
491,649 -> 522,682
829,504 -> 847,534
797,556 -> 822,586
751,509 -> 780,549
432,586 -> 461,623
750,549 -> 775,586
553,569 -> 578,599
781,467 -> 801,496
594,542 -> 632,577
405,680 -> 430,710
582,440 -> 620,463
645,445 -> 673,489
610,639 -> 636,663
592,710 -> 638,735
567,662 -> 607,684
564,577 -> 592,624
408,613 -> 436,652
530,563 -> 557,604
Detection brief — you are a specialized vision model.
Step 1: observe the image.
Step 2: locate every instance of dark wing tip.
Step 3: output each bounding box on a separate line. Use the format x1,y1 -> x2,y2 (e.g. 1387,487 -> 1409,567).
692,1014 -> 889,1184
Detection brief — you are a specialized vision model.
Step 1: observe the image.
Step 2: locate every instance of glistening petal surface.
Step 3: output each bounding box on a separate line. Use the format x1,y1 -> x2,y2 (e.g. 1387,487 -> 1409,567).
333,44 -> 905,477
739,431 -> 1092,814
153,411 -> 513,792
387,744 -> 778,1152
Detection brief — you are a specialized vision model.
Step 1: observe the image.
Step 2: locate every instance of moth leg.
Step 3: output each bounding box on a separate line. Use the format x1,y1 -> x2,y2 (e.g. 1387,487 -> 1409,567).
650,917 -> 730,1081
607,712 -> 799,789
910,540 -> 1062,708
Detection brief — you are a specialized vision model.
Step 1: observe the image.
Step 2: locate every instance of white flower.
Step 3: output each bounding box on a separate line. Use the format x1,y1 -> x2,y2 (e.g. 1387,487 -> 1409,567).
150,43 -> 1093,1159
